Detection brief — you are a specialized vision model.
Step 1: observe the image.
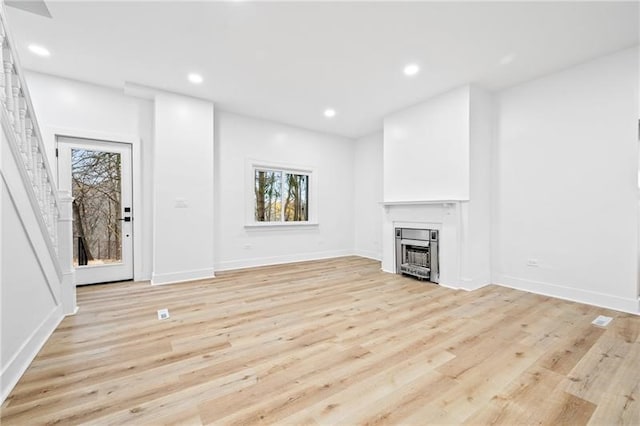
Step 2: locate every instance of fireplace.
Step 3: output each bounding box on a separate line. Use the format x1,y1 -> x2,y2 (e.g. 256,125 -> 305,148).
395,227 -> 439,283
382,202 -> 473,289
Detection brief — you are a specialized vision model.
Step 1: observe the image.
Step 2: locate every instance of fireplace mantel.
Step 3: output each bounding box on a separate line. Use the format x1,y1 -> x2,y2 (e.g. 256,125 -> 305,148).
380,200 -> 489,292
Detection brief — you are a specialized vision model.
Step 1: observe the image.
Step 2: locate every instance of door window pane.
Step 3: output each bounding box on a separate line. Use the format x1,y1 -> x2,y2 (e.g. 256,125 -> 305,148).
71,149 -> 122,266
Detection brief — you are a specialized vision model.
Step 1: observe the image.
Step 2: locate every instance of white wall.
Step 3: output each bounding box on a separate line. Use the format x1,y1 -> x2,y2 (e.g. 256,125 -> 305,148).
25,72 -> 143,171
383,86 -> 470,202
1,126 -> 63,403
214,111 -> 355,270
24,72 -> 155,280
152,94 -> 215,284
24,73 -> 357,282
493,47 -> 639,314
354,132 -> 383,260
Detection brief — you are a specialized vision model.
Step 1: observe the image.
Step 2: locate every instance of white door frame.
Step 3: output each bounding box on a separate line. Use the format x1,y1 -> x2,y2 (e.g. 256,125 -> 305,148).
49,127 -> 143,283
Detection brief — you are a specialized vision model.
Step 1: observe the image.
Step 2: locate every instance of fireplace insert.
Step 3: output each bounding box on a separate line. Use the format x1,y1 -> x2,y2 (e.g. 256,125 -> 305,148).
395,227 -> 439,283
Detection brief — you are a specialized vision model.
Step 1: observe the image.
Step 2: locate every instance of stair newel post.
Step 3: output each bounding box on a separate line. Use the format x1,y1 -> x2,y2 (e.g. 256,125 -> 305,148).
57,190 -> 77,315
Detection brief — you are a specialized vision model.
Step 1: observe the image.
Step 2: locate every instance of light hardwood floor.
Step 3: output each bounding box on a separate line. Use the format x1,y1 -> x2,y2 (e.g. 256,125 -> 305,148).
1,256 -> 638,425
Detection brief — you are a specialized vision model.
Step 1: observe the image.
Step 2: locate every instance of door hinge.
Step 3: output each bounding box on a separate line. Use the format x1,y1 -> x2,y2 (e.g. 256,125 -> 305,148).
55,148 -> 59,157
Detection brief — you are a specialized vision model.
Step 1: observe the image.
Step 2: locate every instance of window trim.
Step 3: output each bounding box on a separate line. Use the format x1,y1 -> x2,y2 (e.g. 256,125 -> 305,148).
245,159 -> 318,228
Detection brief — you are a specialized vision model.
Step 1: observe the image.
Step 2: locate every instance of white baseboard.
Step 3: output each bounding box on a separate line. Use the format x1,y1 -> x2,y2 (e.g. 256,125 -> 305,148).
151,268 -> 215,285
495,274 -> 640,315
353,249 -> 381,261
1,304 -> 64,404
215,249 -> 353,272
439,277 -> 490,292
458,276 -> 491,291
135,271 -> 153,282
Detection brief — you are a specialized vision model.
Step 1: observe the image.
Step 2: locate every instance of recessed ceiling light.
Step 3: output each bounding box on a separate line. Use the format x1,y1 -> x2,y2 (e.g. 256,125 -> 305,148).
500,54 -> 516,65
324,108 -> 336,118
187,73 -> 203,84
28,44 -> 50,57
403,63 -> 420,76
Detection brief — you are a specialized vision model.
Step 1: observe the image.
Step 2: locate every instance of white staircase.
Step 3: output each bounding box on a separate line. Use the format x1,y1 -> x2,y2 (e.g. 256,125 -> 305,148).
0,5 -> 76,403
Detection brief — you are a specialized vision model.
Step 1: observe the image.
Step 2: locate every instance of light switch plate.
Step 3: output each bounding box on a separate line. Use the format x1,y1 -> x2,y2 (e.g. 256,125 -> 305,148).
157,308 -> 170,320
592,315 -> 612,327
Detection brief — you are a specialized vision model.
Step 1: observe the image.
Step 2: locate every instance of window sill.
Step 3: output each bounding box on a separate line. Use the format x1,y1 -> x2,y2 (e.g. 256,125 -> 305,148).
244,222 -> 319,229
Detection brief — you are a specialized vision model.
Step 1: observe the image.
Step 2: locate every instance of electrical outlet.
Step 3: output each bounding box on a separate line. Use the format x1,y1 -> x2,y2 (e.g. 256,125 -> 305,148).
157,308 -> 170,320
527,258 -> 539,267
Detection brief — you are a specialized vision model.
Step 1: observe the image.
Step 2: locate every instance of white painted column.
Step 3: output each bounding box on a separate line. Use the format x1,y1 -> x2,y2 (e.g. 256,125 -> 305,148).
152,93 -> 215,285
439,202 -> 462,288
57,191 -> 77,315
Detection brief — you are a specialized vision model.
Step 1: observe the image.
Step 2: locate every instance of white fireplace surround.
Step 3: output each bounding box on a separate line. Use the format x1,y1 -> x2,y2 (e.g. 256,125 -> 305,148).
381,201 -> 490,291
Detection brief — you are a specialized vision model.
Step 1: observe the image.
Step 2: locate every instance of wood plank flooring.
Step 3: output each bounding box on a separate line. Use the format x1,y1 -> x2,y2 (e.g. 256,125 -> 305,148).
1,256 -> 638,425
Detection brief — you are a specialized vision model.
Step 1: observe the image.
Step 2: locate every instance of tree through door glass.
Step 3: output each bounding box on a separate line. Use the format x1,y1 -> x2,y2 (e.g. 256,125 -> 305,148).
71,148 -> 122,266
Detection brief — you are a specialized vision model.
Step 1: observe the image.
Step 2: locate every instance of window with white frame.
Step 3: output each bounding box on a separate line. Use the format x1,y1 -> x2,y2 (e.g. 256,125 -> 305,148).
253,167 -> 310,223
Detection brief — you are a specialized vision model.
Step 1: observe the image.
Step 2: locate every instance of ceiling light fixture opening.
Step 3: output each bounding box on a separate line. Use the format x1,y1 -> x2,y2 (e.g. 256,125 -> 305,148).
403,63 -> 420,76
28,44 -> 50,57
324,108 -> 336,118
188,73 -> 203,84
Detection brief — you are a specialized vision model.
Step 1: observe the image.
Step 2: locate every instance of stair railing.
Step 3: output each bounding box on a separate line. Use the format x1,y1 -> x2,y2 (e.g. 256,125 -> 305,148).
0,13 -> 60,253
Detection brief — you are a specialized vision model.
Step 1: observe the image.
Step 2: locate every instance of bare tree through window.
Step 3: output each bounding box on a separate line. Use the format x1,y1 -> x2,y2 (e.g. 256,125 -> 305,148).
71,149 -> 122,266
284,173 -> 308,221
254,168 -> 309,222
254,170 -> 281,221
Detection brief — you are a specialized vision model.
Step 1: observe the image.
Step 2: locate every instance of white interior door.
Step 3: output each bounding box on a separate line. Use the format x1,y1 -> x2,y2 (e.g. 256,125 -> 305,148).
57,137 -> 133,285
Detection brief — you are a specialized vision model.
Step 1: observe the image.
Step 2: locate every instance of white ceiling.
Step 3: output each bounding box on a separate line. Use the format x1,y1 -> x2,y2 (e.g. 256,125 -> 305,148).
6,1 -> 639,139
